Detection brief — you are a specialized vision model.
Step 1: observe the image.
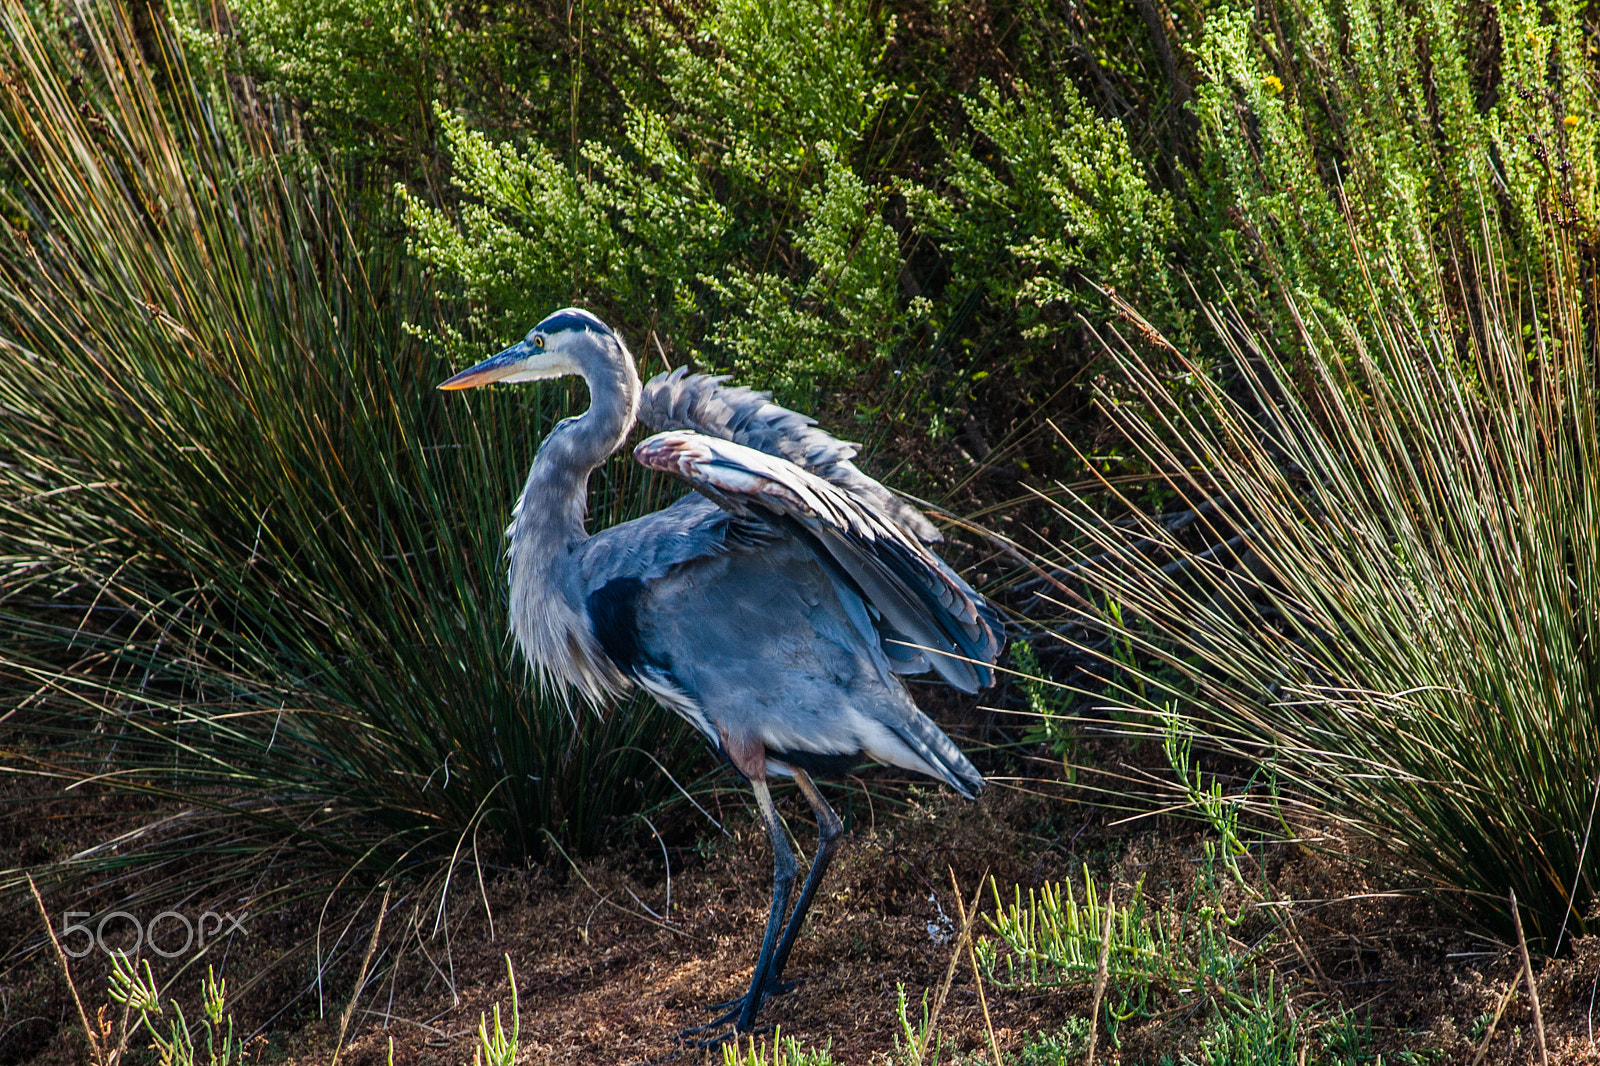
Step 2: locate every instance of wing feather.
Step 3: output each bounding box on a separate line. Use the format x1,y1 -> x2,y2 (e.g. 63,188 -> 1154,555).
634,430 -> 1003,692
639,367 -> 942,542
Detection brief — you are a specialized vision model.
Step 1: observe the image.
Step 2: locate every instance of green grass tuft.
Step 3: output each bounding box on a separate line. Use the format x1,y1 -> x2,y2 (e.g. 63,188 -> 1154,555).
1034,230 -> 1600,948
0,0 -> 709,917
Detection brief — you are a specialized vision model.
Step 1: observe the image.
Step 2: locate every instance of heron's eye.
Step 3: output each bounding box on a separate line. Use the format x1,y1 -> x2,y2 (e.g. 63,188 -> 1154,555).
534,335 -> 545,349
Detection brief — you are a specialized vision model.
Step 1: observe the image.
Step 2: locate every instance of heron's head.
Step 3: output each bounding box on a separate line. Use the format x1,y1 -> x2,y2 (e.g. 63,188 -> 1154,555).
437,308 -> 619,390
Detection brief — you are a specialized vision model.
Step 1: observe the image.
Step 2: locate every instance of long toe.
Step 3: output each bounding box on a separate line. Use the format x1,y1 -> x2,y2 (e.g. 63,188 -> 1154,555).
679,1003 -> 742,1036
701,976 -> 796,1014
677,996 -> 775,1046
677,1026 -> 773,1050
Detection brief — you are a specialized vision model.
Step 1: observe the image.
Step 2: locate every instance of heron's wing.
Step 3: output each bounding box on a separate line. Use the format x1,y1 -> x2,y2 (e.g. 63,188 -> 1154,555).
577,492 -> 771,592
634,430 -> 1002,692
638,367 -> 942,542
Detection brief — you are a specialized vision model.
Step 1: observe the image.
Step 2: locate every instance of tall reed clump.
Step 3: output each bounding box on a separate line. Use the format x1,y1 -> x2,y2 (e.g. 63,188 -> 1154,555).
1035,228 -> 1599,949
0,0 -> 703,910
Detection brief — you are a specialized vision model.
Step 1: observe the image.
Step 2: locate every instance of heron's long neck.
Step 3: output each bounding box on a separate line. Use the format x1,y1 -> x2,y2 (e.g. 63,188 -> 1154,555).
516,345 -> 641,552
506,342 -> 639,706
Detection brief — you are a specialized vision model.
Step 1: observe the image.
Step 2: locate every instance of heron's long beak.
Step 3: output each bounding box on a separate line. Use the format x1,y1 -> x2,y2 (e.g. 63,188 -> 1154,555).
437,340 -> 580,390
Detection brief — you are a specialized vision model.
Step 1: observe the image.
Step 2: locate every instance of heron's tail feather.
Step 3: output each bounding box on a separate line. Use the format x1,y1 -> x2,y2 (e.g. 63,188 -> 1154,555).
888,708 -> 985,801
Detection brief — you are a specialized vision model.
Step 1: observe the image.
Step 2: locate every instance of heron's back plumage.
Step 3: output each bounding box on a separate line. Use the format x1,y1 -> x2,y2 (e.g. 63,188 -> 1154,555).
634,431 -> 1003,692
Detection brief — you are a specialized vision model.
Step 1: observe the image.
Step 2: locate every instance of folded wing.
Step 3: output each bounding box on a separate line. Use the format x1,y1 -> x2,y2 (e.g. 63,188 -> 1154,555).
634,430 -> 1003,693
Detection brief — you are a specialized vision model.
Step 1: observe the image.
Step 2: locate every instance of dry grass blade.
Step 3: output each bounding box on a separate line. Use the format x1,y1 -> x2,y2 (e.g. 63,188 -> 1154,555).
332,884 -> 392,1066
1468,971 -> 1520,1066
1512,889 -> 1549,1066
1083,883 -> 1114,1066
27,876 -> 105,1066
914,870 -> 986,1066
949,867 -> 1000,1065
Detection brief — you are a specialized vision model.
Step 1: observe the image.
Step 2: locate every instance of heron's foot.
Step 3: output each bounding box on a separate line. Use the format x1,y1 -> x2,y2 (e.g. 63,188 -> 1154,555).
677,978 -> 794,1041
674,1014 -> 774,1047
702,976 -> 797,1015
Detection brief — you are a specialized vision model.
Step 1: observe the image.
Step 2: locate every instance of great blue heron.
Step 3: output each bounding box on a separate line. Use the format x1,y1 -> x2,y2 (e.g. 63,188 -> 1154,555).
440,308 -> 1003,1037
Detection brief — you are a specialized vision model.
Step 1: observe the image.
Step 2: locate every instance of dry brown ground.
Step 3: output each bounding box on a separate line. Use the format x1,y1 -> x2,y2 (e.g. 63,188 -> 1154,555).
7,769 -> 1600,1066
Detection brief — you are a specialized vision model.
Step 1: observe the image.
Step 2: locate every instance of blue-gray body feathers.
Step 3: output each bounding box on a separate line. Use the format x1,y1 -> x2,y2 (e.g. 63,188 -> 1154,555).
582,493 -> 985,796
493,311 -> 999,798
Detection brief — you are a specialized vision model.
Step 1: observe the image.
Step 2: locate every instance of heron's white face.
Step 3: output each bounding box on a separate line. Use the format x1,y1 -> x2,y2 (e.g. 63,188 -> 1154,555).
437,323 -> 584,390
435,307 -> 608,393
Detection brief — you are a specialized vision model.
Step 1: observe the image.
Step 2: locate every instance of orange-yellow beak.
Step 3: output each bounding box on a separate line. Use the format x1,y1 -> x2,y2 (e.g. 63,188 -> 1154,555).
438,340 -> 536,390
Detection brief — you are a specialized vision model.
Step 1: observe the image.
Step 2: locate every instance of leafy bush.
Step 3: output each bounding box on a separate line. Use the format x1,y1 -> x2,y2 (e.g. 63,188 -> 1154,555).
226,0 -> 650,178
230,0 -> 436,149
227,0 -> 1600,420
903,0 -> 1599,387
906,77 -> 1189,353
1185,0 -> 1591,333
398,0 -> 904,393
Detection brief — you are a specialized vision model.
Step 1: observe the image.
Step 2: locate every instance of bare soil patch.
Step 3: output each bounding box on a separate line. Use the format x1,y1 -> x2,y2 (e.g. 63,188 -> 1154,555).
8,763 -> 1596,1065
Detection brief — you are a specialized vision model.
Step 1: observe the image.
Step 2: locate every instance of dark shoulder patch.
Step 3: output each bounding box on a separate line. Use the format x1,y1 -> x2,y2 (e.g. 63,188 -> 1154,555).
587,577 -> 648,674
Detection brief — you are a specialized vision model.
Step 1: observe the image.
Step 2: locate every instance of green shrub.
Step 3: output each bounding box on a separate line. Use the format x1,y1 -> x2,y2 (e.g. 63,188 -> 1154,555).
906,77 -> 1188,351
903,0 -> 1600,402
398,0 -> 903,394
227,0 -> 650,178
927,0 -> 1600,948
229,0 -> 1600,420
1184,0 -> 1586,330
231,0 -> 436,146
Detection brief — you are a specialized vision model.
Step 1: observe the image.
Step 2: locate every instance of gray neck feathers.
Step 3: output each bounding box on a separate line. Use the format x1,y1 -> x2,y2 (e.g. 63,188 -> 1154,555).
506,330 -> 640,708
517,334 -> 641,548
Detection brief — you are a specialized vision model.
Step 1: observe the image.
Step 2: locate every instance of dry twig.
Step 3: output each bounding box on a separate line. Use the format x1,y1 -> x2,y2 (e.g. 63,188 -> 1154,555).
1468,973 -> 1520,1066
915,870 -> 987,1066
950,869 -> 1001,1065
28,875 -> 107,1066
331,883 -> 392,1066
1511,889 -> 1549,1066
1084,884 -> 1116,1065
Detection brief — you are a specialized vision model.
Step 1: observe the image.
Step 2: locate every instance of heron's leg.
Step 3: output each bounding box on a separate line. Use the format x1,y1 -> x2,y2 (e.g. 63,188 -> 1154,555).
698,768 -> 844,1012
766,768 -> 844,987
682,778 -> 796,1038
734,779 -> 796,1030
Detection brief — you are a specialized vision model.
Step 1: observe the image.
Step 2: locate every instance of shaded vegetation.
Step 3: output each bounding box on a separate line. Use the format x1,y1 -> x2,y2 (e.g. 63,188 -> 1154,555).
1,0 -> 1599,1057
0,0 -> 704,897
1031,239 -> 1600,948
